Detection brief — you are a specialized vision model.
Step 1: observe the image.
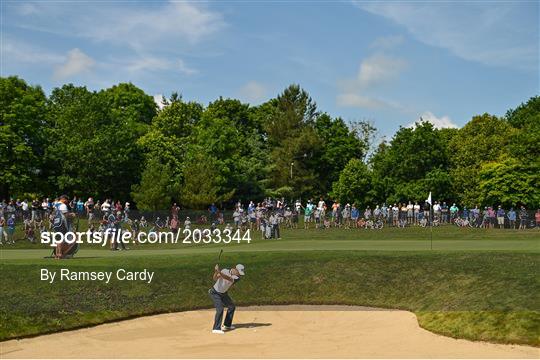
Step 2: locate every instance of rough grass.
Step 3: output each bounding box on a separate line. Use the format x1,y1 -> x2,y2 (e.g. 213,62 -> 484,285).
1,250 -> 539,345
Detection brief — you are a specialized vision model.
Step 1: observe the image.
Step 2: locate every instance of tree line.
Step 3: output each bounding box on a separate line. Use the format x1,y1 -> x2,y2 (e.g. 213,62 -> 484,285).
1,76 -> 538,210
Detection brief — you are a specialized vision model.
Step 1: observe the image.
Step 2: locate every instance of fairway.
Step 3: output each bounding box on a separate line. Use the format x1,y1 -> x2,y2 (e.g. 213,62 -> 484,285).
2,226 -> 539,260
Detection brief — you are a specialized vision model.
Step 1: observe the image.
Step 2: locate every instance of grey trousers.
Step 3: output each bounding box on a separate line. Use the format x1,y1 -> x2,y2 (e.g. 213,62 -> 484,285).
208,288 -> 236,330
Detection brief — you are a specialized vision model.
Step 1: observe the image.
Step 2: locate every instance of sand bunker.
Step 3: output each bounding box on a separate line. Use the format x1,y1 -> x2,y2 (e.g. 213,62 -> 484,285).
1,305 -> 538,358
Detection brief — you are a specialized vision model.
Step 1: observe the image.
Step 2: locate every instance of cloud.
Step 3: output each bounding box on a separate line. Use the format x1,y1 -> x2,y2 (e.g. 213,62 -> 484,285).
153,94 -> 167,110
408,111 -> 459,129
337,54 -> 408,111
370,35 -> 404,50
53,48 -> 95,80
337,93 -> 395,110
238,81 -> 267,103
12,2 -> 224,48
126,57 -> 171,73
125,56 -> 197,75
356,2 -> 538,70
177,59 -> 198,76
3,37 -> 64,64
76,1 -> 224,49
356,54 -> 407,89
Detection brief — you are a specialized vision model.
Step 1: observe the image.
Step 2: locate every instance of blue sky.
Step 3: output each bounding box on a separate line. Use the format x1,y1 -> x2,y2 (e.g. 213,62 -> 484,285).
2,0 -> 538,137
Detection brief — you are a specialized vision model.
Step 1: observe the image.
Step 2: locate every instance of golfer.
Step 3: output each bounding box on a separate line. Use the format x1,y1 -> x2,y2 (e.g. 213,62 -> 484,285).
208,263 -> 245,334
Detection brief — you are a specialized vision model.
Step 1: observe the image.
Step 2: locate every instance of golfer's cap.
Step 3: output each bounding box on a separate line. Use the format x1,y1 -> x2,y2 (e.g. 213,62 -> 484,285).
236,264 -> 245,276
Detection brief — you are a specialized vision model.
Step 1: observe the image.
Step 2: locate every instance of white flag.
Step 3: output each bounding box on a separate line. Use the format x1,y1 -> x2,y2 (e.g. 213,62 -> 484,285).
426,192 -> 432,205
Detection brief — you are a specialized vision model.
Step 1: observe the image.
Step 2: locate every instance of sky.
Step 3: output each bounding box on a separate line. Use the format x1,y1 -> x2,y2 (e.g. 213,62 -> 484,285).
1,0 -> 539,138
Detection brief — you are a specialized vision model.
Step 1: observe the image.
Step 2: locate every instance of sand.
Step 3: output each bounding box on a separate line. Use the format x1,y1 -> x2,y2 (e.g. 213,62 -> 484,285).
1,305 -> 538,359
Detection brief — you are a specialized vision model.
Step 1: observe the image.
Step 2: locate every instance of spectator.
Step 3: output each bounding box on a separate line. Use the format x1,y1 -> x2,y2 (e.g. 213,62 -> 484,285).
342,204 -> 351,228
400,203 -> 407,224
31,199 -> 40,221
6,214 -> 16,244
519,206 -> 528,230
392,204 -> 399,226
170,216 -> 179,234
462,207 -> 469,220
406,201 -> 414,224
364,206 -> 372,221
496,206 -> 506,229
171,203 -> 179,218
124,202 -> 130,220
424,202 -> 432,223
317,197 -> 326,214
441,202 -> 449,223
432,201 -> 443,221
208,203 -> 217,222
0,216 -> 5,244
381,203 -> 389,224
450,203 -> 459,221
21,199 -> 29,220
373,205 -> 381,220
77,198 -> 84,214
471,205 -> 480,227
101,199 -> 111,215
270,212 -> 280,239
233,208 -> 241,229
351,205 -> 359,228
507,208 -> 516,229
413,202 -> 420,224
304,203 -> 313,229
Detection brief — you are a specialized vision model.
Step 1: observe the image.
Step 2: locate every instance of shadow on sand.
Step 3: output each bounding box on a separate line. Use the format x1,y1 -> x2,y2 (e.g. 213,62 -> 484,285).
231,322 -> 272,329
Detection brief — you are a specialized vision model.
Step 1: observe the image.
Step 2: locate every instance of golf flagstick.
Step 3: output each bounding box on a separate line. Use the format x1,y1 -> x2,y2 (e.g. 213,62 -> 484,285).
426,191 -> 433,250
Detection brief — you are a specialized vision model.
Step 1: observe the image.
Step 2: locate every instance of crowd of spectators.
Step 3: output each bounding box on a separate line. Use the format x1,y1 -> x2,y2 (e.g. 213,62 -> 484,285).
1,196 -> 538,245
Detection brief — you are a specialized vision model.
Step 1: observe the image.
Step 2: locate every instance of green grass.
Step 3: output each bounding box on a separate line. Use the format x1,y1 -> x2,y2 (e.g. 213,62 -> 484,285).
1,226 -> 539,346
4,225 -> 540,254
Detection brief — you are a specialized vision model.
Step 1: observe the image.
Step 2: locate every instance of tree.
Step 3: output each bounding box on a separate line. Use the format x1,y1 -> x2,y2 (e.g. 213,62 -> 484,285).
137,98 -> 203,178
369,121 -> 453,203
478,157 -> 540,208
179,152 -> 234,209
264,85 -> 318,146
331,158 -> 372,207
131,158 -> 177,211
100,82 -> 157,124
505,96 -> 540,162
448,114 -> 513,206
46,84 -> 147,199
192,98 -> 267,202
0,76 -> 48,199
314,114 -> 372,195
260,85 -> 322,199
392,168 -> 453,204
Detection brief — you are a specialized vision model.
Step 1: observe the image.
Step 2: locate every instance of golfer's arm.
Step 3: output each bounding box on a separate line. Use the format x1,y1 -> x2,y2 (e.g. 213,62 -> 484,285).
219,273 -> 234,282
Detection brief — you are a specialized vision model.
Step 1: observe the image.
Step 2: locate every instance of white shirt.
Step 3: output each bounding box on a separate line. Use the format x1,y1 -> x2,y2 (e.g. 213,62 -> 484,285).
22,202 -> 29,211
318,201 -> 325,210
58,203 -> 69,214
213,269 -> 238,293
101,202 -> 110,211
